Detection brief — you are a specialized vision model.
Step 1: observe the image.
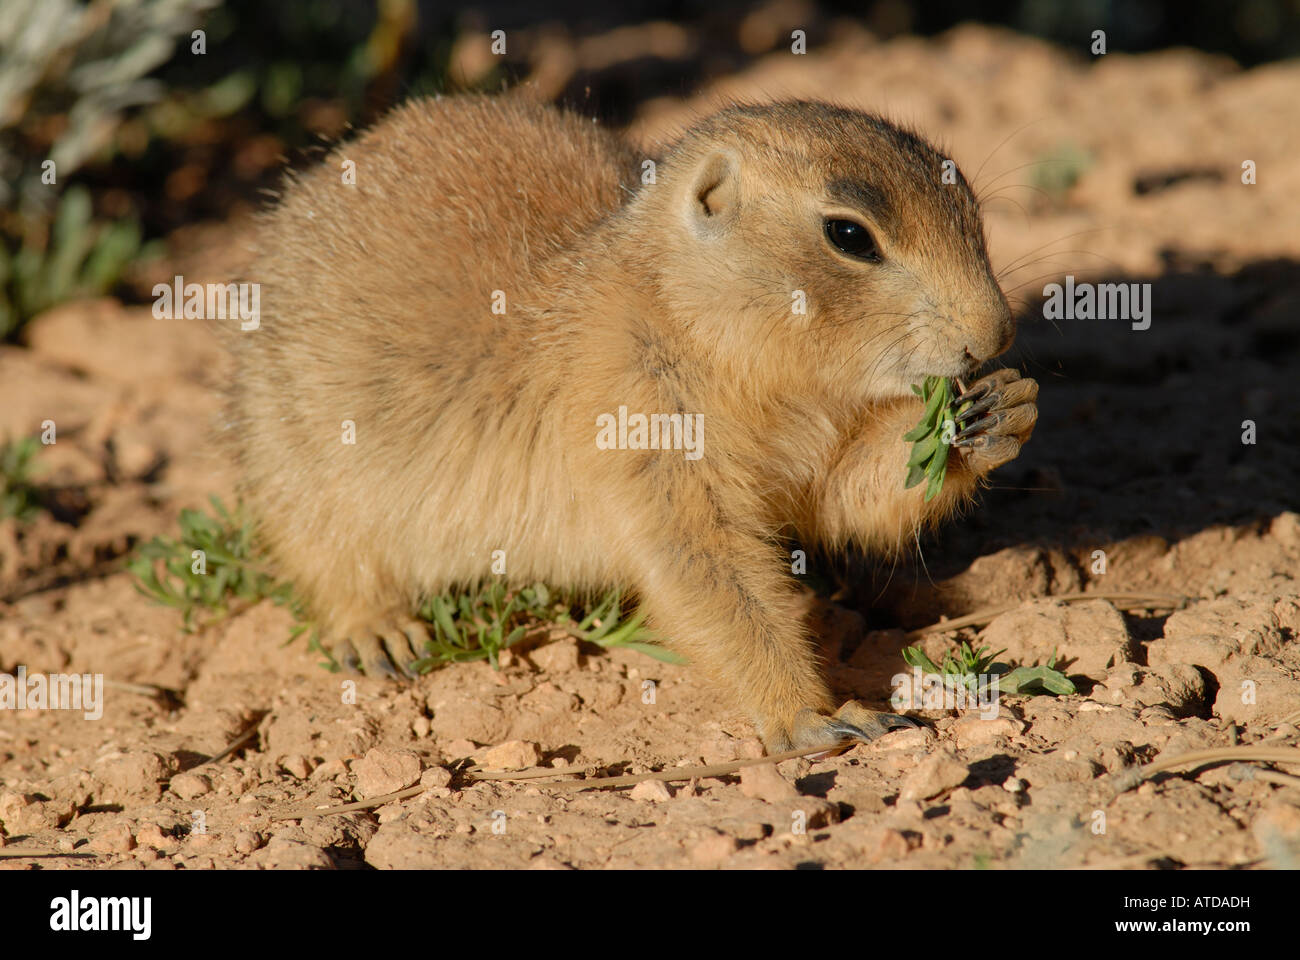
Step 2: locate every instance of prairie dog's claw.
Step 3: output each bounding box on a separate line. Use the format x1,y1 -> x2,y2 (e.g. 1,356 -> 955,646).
953,392 -> 998,422
788,700 -> 918,754
950,369 -> 1038,474
329,618 -> 429,679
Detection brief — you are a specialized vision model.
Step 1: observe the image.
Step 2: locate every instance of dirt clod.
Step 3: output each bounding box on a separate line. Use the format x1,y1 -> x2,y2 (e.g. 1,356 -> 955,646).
352,748 -> 422,798
899,750 -> 969,801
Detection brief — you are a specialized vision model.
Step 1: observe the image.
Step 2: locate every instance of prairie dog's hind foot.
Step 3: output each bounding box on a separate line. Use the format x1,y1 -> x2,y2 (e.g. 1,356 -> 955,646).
786,700 -> 918,755
327,616 -> 429,679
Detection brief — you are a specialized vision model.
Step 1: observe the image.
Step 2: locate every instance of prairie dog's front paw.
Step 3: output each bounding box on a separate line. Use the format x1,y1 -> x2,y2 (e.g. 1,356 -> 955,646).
952,369 -> 1037,474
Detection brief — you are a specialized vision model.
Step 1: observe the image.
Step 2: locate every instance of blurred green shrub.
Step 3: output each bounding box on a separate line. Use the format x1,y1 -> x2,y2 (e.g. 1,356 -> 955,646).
0,186 -> 146,338
0,0 -> 220,207
0,434 -> 43,522
0,0 -> 216,337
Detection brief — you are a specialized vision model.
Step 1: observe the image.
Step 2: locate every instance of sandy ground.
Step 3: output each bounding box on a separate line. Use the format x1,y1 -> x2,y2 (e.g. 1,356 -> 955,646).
1,24 -> 1299,869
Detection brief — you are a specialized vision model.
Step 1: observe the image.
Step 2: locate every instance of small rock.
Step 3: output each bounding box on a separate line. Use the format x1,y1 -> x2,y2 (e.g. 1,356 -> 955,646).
411,715 -> 431,738
442,738 -> 478,760
352,748 -> 422,798
420,767 -> 453,789
233,830 -> 263,855
250,839 -> 334,869
795,798 -> 841,829
1213,659 -> 1300,726
1270,511 -> 1300,545
94,751 -> 173,802
169,771 -> 211,799
310,758 -> 349,781
980,598 -> 1136,677
135,823 -> 175,850
951,715 -> 1025,747
481,740 -> 542,770
529,639 -> 581,674
899,749 -> 968,801
889,799 -> 924,821
109,427 -> 158,479
279,755 -> 314,780
870,726 -> 937,751
739,763 -> 798,802
0,792 -> 38,834
0,791 -> 75,833
1157,597 -> 1283,666
1254,802 -> 1300,867
1016,756 -> 1098,786
88,822 -> 136,854
692,832 -> 739,864
629,779 -> 673,803
861,826 -> 912,863
700,733 -> 740,764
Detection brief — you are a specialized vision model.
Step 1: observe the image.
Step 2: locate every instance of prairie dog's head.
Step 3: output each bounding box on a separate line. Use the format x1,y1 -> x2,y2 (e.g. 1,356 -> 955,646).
635,101 -> 1011,402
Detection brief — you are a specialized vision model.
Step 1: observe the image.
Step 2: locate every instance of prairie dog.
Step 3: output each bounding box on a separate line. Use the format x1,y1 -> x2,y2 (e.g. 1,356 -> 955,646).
226,94 -> 1037,753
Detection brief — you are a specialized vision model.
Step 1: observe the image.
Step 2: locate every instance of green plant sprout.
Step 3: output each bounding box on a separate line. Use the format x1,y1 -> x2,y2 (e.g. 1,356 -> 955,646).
128,498 -> 677,669
0,187 -> 149,339
410,584 -> 680,672
901,640 -> 1076,696
903,375 -> 968,502
0,435 -> 44,521
127,495 -> 300,631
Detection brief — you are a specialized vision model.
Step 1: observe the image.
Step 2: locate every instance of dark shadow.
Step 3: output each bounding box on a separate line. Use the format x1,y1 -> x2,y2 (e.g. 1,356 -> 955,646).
966,754 -> 1018,788
795,770 -> 837,797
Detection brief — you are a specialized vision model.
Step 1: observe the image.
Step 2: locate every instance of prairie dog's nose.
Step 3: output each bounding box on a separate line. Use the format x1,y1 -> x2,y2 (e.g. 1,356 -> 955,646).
962,301 -> 1014,362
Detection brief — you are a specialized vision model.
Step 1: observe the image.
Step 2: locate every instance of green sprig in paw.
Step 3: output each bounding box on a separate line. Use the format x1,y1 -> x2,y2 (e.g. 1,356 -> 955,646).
903,376 -> 969,502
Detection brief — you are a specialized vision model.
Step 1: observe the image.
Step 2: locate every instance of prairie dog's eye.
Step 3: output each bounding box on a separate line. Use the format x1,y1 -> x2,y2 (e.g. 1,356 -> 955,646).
824,218 -> 880,262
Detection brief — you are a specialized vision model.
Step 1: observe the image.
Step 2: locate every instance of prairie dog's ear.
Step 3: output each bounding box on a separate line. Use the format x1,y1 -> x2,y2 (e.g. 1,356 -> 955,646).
687,149 -> 741,233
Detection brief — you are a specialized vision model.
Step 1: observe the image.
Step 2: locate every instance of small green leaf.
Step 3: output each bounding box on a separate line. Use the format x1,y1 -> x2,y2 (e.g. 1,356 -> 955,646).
906,432 -> 940,468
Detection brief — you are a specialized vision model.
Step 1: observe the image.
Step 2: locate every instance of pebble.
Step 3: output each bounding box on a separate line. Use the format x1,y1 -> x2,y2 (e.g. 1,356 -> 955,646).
481,740 -> 542,769
88,822 -> 136,854
169,771 -> 212,799
899,749 -> 969,801
692,833 -> 739,864
862,826 -> 912,863
279,755 -> 314,780
442,738 -> 478,760
629,779 -> 673,802
739,763 -> 798,802
420,767 -> 453,789
530,639 -> 581,673
352,747 -> 422,798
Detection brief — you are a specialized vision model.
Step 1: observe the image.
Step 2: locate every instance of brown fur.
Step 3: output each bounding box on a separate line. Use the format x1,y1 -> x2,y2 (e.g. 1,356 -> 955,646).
224,94 -> 1037,752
